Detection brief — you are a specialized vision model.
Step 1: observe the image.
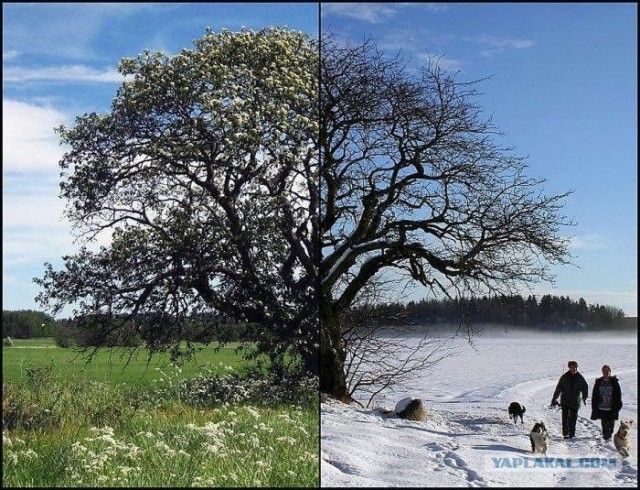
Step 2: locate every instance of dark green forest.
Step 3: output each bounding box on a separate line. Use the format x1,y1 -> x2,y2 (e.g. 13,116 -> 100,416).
2,310 -> 56,338
348,294 -> 635,332
2,310 -> 250,347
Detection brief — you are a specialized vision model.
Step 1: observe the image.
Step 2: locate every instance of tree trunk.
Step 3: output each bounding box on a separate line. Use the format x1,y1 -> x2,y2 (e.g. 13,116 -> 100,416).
319,306 -> 352,402
302,336 -> 320,377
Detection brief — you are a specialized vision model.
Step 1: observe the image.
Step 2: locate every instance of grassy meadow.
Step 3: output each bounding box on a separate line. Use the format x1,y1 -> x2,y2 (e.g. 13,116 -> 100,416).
2,338 -> 319,487
3,338 -> 250,390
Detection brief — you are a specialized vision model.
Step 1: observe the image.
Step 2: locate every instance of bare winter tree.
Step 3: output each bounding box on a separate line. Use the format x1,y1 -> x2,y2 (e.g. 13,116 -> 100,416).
340,278 -> 461,407
320,34 -> 573,401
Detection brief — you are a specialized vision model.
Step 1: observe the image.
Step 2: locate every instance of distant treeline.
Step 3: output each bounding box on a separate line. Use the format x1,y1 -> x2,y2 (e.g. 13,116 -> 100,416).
2,310 -> 56,338
2,310 -> 251,347
3,294 -> 634,345
353,294 -> 632,331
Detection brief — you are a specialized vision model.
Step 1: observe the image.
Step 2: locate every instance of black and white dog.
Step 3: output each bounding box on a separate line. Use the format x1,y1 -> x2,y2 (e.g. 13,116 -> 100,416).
530,421 -> 549,455
508,402 -> 526,424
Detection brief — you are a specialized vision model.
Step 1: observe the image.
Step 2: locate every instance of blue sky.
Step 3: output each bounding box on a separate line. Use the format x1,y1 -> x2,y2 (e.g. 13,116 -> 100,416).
322,3 -> 637,316
2,3 -> 637,318
2,3 -> 318,317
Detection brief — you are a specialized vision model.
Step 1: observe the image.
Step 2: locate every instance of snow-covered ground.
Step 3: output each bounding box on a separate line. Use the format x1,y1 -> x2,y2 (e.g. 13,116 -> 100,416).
321,327 -> 637,487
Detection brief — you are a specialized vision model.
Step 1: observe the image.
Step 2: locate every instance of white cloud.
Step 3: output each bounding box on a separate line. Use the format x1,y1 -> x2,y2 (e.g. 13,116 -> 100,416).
415,52 -> 466,72
2,210 -> 112,314
463,34 -> 536,58
4,65 -> 125,83
322,2 -> 447,23
322,3 -> 402,24
2,194 -> 67,229
2,99 -> 69,172
3,50 -> 20,60
2,192 -> 113,266
2,191 -> 112,296
2,189 -> 71,263
568,234 -> 609,251
414,3 -> 449,13
3,3 -> 164,59
2,99 -> 75,303
2,228 -> 73,266
2,221 -> 77,315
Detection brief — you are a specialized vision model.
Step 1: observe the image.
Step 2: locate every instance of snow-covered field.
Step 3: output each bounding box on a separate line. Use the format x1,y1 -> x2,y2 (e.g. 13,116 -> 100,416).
321,327 -> 637,487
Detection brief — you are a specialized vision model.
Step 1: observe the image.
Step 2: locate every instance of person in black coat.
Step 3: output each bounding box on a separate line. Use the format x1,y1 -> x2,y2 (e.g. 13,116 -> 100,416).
550,360 -> 589,439
590,364 -> 623,441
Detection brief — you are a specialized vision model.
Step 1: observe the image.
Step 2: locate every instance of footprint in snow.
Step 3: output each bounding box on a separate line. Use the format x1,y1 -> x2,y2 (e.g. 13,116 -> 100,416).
424,441 -> 460,452
424,442 -> 487,486
442,450 -> 488,486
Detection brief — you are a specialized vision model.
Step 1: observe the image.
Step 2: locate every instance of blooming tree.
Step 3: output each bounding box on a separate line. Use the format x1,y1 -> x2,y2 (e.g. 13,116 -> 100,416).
35,28 -> 319,375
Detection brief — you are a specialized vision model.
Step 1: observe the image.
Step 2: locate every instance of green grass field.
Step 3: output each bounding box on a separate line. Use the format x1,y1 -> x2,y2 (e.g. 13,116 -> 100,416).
2,338 -> 319,487
3,338 -> 252,390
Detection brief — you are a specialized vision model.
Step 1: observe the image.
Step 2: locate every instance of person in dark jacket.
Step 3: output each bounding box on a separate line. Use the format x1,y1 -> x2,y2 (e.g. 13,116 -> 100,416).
590,364 -> 622,441
550,360 -> 589,439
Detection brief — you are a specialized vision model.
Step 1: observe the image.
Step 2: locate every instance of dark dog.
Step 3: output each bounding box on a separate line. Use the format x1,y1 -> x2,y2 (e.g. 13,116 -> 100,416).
508,402 -> 526,424
530,421 -> 549,454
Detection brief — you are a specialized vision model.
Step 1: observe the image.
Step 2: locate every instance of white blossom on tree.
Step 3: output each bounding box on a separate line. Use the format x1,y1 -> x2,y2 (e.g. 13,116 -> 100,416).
35,27 -> 319,375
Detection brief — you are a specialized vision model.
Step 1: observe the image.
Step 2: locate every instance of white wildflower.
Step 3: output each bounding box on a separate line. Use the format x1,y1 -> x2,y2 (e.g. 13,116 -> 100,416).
202,441 -> 224,454
22,448 -> 38,459
245,406 -> 260,418
154,440 -> 176,456
276,436 -> 297,445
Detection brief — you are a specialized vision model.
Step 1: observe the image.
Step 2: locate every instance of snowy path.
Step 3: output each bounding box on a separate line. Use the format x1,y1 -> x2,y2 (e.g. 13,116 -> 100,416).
321,330 -> 637,487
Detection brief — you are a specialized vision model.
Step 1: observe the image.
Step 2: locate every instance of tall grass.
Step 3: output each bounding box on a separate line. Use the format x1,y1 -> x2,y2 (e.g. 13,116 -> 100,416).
3,404 -> 318,487
2,344 -> 319,487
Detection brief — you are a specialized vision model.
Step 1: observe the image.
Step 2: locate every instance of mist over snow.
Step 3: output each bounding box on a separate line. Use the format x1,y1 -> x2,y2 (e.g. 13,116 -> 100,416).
321,328 -> 637,487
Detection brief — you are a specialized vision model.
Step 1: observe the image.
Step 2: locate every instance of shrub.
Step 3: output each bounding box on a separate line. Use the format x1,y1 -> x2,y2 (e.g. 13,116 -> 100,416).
3,336 -> 14,347
176,371 -> 318,407
2,364 -> 62,430
53,319 -> 143,348
53,324 -> 76,348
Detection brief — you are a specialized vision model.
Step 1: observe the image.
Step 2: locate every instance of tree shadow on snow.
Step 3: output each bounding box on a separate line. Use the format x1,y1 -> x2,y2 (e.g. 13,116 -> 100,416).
470,444 -> 531,454
395,424 -> 478,437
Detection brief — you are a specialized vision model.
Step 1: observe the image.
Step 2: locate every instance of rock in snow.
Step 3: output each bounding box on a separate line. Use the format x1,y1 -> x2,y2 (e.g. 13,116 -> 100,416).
394,397 -> 427,422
